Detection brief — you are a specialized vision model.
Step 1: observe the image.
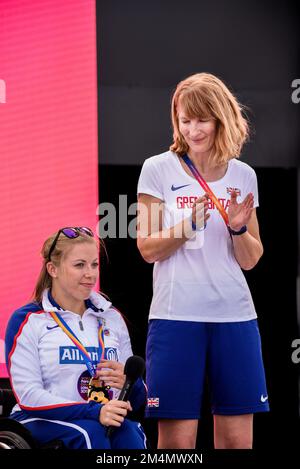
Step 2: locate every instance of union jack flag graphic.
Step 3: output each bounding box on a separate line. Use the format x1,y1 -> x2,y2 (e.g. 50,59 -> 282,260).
147,397 -> 160,407
227,186 -> 241,196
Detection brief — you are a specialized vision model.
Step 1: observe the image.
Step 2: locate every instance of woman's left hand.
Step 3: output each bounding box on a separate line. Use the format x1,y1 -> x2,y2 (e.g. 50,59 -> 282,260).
228,191 -> 254,231
96,360 -> 126,390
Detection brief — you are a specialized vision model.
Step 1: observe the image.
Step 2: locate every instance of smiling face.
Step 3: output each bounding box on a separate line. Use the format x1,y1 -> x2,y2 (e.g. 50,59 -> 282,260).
48,241 -> 99,304
177,101 -> 217,157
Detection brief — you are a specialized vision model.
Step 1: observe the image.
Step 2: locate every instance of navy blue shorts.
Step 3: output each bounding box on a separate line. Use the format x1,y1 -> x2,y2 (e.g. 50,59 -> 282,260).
145,319 -> 269,419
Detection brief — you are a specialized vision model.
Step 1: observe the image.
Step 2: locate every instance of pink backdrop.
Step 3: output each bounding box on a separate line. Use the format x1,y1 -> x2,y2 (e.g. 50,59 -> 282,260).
0,0 -> 98,377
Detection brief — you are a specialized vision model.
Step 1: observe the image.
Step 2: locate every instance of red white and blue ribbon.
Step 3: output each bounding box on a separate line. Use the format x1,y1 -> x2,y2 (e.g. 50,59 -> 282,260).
49,311 -> 104,378
182,154 -> 229,227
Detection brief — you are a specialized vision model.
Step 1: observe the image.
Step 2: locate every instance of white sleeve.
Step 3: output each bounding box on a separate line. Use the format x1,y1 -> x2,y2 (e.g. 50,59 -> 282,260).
137,157 -> 164,200
9,317 -> 75,408
117,314 -> 134,365
7,313 -> 102,420
244,167 -> 259,208
116,312 -> 147,410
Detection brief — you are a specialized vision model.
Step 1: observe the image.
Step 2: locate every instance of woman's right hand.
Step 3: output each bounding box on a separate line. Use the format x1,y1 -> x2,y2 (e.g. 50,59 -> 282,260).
99,400 -> 132,427
191,193 -> 210,229
137,192 -> 210,263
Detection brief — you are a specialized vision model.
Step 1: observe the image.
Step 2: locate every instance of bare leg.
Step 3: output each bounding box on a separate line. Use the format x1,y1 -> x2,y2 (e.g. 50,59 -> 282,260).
158,419 -> 198,449
214,414 -> 253,449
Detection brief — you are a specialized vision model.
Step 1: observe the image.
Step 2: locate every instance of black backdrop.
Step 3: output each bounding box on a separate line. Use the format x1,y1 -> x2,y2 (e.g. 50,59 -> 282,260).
99,165 -> 299,450
97,0 -> 300,453
97,0 -> 300,167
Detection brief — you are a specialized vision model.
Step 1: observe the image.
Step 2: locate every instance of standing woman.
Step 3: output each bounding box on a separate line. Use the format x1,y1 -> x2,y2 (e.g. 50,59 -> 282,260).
137,73 -> 269,449
5,227 -> 147,449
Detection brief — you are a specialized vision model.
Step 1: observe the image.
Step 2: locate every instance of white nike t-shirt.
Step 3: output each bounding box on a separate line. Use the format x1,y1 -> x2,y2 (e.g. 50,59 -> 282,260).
137,151 -> 259,322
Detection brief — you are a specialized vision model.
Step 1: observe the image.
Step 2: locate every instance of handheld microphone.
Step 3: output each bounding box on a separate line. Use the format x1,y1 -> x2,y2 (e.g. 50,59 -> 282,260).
106,355 -> 145,438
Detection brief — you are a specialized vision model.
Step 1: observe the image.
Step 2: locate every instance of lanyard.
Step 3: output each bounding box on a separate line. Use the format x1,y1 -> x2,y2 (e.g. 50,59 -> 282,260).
182,154 -> 229,227
49,311 -> 105,378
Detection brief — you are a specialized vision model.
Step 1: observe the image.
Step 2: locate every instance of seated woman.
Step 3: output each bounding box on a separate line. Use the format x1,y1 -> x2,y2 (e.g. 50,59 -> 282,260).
5,227 -> 147,449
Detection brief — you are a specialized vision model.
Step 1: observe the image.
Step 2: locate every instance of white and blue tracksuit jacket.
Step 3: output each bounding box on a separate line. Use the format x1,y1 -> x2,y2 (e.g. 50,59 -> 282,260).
4,289 -> 147,448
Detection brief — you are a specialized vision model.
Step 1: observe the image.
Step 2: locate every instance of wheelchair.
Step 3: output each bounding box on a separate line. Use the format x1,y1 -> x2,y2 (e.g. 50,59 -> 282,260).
0,387 -> 148,450
0,388 -> 64,449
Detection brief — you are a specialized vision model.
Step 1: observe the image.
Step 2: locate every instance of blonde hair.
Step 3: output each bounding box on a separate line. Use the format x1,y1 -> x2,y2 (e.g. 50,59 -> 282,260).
170,73 -> 249,165
33,230 -> 100,303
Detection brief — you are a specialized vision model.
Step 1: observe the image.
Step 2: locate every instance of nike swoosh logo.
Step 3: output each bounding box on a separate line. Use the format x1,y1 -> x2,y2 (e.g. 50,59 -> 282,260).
171,184 -> 191,191
260,394 -> 268,402
46,325 -> 59,330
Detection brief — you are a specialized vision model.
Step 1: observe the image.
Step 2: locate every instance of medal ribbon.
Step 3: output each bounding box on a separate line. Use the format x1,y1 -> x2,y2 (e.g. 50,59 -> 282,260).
182,154 -> 229,227
49,311 -> 105,378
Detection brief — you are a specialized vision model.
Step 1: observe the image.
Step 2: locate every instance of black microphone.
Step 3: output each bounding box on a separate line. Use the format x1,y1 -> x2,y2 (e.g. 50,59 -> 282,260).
106,355 -> 145,438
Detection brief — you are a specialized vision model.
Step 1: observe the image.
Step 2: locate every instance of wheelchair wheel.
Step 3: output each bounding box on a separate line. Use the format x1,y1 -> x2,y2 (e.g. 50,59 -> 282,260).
0,430 -> 32,449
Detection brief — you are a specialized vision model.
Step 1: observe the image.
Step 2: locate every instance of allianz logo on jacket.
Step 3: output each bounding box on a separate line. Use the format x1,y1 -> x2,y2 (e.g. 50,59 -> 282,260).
59,346 -> 118,364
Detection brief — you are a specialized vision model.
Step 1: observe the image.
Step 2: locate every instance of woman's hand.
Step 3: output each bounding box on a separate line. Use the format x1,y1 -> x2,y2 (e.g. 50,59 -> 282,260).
96,360 -> 126,390
228,191 -> 254,231
191,193 -> 210,229
99,399 -> 132,427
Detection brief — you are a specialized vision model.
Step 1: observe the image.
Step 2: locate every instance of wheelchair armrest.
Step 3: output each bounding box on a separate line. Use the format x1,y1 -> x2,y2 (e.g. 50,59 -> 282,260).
0,389 -> 17,417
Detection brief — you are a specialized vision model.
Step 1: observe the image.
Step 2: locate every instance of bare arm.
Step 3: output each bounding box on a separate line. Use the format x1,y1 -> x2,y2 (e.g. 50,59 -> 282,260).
137,193 -> 209,263
231,209 -> 263,270
228,191 -> 263,270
